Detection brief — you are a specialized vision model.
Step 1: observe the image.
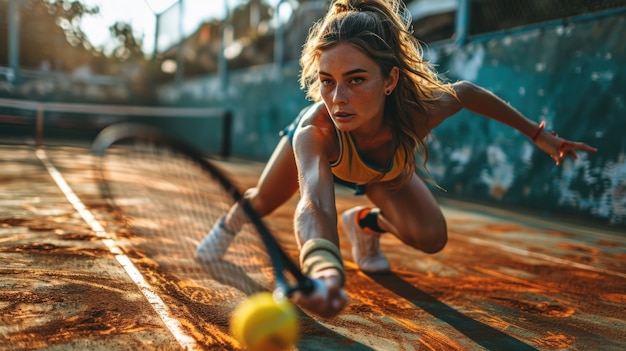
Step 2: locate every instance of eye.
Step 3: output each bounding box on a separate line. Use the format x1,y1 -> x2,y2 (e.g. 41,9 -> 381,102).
320,78 -> 334,86
350,77 -> 365,84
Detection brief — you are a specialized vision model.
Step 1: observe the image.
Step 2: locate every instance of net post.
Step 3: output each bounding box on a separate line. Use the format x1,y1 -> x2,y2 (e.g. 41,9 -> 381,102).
220,110 -> 232,158
36,105 -> 44,147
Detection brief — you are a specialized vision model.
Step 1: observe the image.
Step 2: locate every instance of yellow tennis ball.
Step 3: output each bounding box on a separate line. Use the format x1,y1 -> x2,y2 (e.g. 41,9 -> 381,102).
230,292 -> 298,351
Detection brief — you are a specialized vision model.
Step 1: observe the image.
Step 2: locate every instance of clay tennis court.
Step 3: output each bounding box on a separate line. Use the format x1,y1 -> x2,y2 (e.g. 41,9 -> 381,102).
1,143 -> 625,350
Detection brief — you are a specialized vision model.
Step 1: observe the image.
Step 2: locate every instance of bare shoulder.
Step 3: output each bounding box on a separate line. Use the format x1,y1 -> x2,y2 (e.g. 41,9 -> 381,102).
297,102 -> 327,126
450,80 -> 480,97
295,102 -> 333,139
419,83 -> 465,131
293,102 -> 337,159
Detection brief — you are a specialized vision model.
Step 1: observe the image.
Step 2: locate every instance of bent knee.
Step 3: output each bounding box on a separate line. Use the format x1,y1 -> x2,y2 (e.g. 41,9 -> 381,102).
244,188 -> 264,211
419,232 -> 448,254
400,223 -> 448,254
244,188 -> 275,217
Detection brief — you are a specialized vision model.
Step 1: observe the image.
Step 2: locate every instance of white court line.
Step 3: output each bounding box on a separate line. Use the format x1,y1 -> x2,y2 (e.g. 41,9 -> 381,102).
36,148 -> 198,350
454,234 -> 626,280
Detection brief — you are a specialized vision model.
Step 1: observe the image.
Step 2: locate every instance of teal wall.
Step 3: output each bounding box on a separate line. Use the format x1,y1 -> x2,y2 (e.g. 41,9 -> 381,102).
425,14 -> 625,226
158,64 -> 307,160
157,12 -> 626,228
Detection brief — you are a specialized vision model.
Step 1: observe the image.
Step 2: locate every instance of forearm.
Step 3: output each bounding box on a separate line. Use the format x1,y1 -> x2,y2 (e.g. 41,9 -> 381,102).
292,136 -> 339,247
454,81 -> 540,139
294,197 -> 338,247
294,196 -> 345,287
452,80 -> 597,164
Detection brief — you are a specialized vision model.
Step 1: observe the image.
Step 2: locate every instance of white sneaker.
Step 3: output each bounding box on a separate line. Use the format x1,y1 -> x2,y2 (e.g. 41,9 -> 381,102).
196,217 -> 236,262
342,206 -> 390,273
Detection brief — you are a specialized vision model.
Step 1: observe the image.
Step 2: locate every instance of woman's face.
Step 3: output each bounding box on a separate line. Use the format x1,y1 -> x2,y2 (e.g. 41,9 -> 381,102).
318,42 -> 394,133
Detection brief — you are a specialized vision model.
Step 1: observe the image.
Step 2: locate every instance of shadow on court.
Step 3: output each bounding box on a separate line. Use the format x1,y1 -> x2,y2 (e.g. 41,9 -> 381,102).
367,272 -> 538,351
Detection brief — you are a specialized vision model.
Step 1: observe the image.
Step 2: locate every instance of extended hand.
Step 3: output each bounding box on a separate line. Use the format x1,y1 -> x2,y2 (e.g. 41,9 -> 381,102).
292,268 -> 347,318
535,129 -> 597,165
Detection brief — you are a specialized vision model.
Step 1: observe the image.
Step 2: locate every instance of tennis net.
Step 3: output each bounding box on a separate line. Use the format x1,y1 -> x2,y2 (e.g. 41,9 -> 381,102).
0,97 -> 232,157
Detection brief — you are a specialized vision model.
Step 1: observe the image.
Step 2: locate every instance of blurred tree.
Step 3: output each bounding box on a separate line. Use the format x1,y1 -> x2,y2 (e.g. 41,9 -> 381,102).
0,0 -> 155,103
42,0 -> 99,50
109,21 -> 145,62
0,0 -> 97,70
0,0 -> 146,73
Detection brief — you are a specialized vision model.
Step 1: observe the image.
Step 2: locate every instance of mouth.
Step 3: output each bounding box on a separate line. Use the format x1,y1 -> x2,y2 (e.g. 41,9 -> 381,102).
333,111 -> 354,122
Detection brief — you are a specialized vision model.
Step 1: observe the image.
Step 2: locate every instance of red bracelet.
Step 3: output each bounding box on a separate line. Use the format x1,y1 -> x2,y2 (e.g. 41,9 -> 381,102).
532,121 -> 545,141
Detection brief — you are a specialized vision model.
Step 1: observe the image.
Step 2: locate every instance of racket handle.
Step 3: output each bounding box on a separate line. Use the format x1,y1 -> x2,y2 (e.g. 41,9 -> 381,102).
278,277 -> 315,299
289,278 -> 347,318
297,277 -> 316,295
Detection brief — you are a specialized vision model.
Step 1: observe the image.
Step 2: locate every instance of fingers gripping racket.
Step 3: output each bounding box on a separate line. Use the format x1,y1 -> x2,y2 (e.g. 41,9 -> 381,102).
92,123 -> 315,346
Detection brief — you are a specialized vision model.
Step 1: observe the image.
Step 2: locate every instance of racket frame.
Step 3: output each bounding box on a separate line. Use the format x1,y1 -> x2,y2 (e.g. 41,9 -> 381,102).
92,123 -> 315,298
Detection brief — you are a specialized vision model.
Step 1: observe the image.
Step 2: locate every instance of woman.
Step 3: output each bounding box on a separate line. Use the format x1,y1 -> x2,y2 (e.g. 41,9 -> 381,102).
196,0 -> 597,318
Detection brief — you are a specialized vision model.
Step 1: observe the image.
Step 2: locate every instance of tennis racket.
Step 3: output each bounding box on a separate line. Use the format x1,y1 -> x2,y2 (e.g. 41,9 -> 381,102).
91,122 -> 315,301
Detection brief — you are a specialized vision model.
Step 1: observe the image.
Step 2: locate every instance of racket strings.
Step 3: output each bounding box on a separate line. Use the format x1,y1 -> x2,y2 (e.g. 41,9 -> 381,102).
99,141 -> 276,300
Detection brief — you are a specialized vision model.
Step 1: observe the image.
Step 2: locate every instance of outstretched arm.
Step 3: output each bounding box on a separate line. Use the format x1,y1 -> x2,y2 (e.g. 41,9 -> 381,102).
429,80 -> 597,165
290,114 -> 347,318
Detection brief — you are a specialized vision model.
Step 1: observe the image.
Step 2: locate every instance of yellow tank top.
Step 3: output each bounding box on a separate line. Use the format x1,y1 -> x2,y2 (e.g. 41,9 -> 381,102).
330,129 -> 408,186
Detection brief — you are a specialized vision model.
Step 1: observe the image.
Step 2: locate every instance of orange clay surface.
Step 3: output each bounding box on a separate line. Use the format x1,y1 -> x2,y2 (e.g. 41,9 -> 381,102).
1,144 -> 625,350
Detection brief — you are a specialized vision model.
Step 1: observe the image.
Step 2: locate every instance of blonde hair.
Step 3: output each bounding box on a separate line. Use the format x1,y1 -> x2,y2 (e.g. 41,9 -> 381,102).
300,0 -> 455,185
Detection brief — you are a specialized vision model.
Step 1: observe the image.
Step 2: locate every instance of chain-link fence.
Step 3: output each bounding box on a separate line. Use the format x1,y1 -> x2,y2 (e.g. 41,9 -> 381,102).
469,0 -> 626,35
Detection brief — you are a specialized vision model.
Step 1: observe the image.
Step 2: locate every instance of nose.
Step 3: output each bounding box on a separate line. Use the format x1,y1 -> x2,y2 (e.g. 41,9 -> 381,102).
332,83 -> 348,104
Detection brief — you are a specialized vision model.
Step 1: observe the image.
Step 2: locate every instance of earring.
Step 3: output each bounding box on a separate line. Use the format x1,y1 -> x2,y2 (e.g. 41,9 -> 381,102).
385,89 -> 392,95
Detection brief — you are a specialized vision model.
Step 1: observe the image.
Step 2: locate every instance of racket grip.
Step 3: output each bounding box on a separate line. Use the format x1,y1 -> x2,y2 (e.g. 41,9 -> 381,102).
281,276 -> 315,298
298,277 -> 316,295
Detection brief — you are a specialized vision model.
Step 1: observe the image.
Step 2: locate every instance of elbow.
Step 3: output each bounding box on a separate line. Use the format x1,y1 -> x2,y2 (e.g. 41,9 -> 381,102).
453,80 -> 492,112
452,80 -> 478,100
